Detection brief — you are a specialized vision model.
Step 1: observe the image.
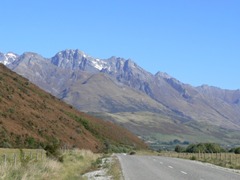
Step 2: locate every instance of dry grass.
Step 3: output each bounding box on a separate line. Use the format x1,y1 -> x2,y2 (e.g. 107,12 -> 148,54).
107,156 -> 123,180
0,158 -> 61,180
57,149 -> 100,180
0,148 -> 45,162
160,152 -> 240,170
0,149 -> 100,180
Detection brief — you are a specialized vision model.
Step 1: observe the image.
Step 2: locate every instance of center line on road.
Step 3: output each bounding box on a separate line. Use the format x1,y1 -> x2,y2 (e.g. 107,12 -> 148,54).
181,171 -> 187,175
168,166 -> 173,169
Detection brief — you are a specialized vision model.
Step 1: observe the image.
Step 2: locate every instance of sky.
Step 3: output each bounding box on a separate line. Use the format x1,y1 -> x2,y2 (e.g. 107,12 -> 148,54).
1,0 -> 240,89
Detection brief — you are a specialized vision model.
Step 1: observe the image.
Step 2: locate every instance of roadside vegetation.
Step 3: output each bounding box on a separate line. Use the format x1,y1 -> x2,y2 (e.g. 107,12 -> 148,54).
0,148 -> 100,180
106,156 -> 123,180
131,143 -> 240,170
158,143 -> 240,170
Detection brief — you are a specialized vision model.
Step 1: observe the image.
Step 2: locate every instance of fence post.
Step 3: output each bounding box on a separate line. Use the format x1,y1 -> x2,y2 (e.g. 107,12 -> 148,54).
3,154 -> 7,167
237,155 -> 239,165
41,151 -> 43,160
13,153 -> 17,167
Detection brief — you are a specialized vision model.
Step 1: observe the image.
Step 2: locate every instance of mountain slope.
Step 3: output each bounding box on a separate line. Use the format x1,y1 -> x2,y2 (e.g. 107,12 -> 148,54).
1,49 -> 240,147
0,64 -> 146,151
62,73 -> 167,112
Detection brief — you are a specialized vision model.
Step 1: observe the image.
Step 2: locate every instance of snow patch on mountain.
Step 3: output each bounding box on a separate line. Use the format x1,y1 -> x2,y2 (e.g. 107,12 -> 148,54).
0,52 -> 18,65
91,59 -> 108,70
6,52 -> 17,59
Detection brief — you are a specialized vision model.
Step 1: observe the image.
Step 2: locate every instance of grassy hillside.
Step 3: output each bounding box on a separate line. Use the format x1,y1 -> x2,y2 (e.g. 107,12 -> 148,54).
91,111 -> 240,150
0,64 -> 146,152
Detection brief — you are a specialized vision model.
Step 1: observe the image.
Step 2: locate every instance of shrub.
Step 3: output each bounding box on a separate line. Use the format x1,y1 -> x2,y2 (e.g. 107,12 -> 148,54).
44,142 -> 63,162
190,156 -> 197,160
0,141 -> 12,148
91,157 -> 102,168
235,147 -> 240,154
175,145 -> 186,153
19,149 -> 31,167
186,143 -> 224,153
129,151 -> 136,155
25,137 -> 35,148
157,149 -> 162,153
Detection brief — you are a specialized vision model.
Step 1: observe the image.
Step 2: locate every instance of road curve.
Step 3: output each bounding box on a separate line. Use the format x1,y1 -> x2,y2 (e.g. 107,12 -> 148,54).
117,154 -> 240,180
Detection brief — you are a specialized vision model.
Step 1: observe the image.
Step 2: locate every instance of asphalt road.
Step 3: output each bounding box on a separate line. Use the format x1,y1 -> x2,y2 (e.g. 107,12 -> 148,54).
117,154 -> 240,180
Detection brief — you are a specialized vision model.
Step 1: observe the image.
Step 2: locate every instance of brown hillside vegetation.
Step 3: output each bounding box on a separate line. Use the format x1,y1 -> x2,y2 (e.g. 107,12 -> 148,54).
0,64 -> 146,152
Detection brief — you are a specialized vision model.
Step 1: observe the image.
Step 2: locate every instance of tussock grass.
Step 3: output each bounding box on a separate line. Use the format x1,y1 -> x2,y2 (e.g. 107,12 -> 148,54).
0,158 -> 61,180
0,149 -> 100,180
58,149 -> 100,179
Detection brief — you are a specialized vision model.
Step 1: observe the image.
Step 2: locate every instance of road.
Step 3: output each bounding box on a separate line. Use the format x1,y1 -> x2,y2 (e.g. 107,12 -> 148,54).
117,154 -> 240,180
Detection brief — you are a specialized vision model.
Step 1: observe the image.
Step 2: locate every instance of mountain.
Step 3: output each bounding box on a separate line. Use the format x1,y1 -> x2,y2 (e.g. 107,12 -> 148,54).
0,63 -> 146,151
1,49 -> 240,148
0,52 -> 18,65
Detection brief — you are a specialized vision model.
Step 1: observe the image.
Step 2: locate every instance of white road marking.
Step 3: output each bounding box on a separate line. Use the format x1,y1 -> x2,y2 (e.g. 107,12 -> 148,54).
160,162 -> 163,164
181,171 -> 188,175
168,166 -> 173,169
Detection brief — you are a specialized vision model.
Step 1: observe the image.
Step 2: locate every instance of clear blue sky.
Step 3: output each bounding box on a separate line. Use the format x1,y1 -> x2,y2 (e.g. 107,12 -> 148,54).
1,0 -> 240,89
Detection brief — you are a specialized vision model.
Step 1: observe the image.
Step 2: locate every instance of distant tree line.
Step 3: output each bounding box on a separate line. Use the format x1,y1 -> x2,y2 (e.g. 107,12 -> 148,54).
175,143 -> 240,154
229,147 -> 240,154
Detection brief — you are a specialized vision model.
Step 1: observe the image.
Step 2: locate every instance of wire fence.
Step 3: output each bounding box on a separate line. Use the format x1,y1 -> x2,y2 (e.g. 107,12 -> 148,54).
159,151 -> 240,169
0,149 -> 46,167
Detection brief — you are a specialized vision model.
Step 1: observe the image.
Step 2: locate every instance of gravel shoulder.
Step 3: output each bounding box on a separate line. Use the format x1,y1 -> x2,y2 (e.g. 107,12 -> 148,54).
83,155 -> 123,180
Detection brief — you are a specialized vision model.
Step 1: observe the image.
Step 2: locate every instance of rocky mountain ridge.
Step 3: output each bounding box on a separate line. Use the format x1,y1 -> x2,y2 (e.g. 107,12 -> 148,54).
1,49 -> 240,147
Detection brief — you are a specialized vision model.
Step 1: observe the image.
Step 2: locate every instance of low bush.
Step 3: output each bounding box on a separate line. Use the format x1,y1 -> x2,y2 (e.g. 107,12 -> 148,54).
190,156 -> 197,160
175,145 -> 186,153
235,147 -> 240,154
186,143 -> 224,153
44,142 -> 63,162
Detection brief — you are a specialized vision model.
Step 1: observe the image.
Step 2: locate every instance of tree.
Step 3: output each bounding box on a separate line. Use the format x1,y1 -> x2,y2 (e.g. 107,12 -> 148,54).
235,147 -> 240,154
186,143 -> 224,153
175,145 -> 185,153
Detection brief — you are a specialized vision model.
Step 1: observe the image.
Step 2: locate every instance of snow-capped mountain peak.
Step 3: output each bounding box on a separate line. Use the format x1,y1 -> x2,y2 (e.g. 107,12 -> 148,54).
0,52 -> 18,65
51,49 -> 111,72
6,52 -> 17,59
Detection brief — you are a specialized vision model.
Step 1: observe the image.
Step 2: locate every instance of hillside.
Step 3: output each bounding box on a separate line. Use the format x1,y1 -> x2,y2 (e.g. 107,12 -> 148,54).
0,64 -> 146,151
1,49 -> 240,148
